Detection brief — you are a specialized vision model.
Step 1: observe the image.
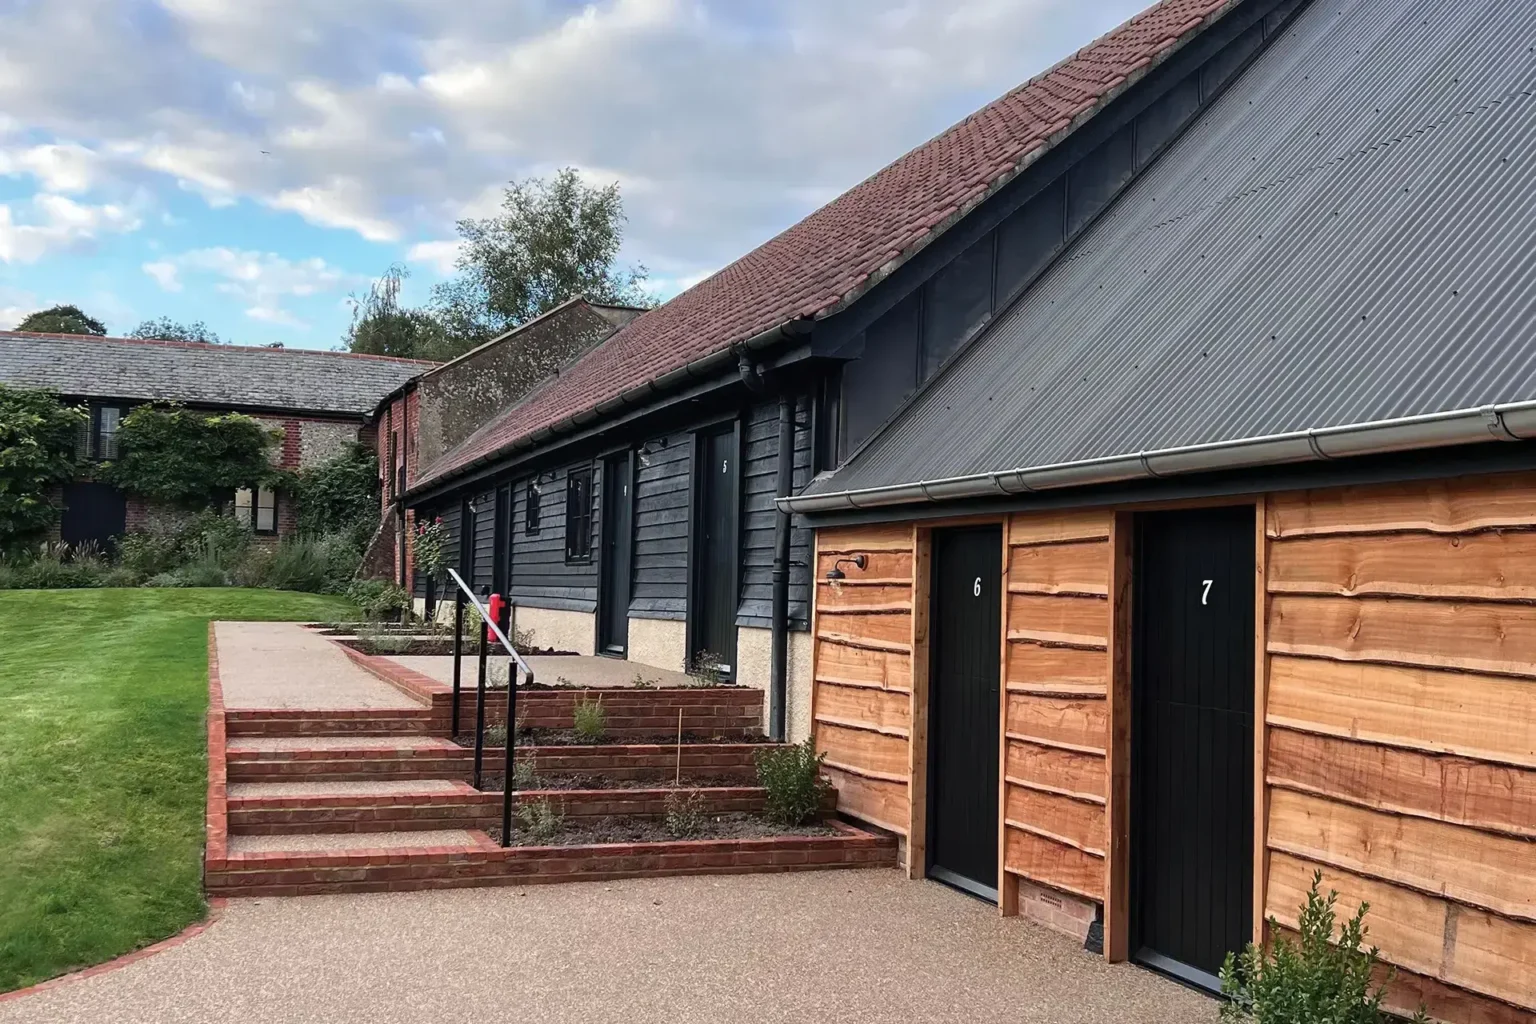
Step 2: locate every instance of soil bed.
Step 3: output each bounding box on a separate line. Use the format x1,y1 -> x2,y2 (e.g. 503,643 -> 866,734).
335,637 -> 578,658
476,772 -> 747,792
487,812 -> 836,847
453,728 -> 768,748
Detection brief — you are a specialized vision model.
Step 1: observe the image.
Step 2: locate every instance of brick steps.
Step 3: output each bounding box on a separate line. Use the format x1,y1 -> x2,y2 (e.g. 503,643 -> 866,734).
226,740 -> 776,784
226,708 -> 435,737
205,821 -> 897,897
227,781 -> 793,835
440,687 -> 765,738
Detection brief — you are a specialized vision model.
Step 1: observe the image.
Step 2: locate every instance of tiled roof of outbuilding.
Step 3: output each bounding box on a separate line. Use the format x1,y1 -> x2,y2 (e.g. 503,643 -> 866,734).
0,331 -> 433,416
413,0 -> 1240,489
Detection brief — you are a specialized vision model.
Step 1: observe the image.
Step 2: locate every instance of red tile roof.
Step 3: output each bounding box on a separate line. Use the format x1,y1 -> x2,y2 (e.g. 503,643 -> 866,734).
415,0 -> 1237,491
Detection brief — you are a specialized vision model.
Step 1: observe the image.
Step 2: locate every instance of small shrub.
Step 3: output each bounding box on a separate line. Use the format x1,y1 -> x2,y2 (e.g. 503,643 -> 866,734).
118,531 -> 179,577
367,632 -> 413,654
571,695 -> 606,743
100,566 -> 141,588
1220,870 -> 1427,1024
346,578 -> 411,620
631,672 -> 657,689
515,798 -> 564,843
755,739 -> 831,826
511,754 -> 539,790
144,571 -> 184,588
512,624 -> 536,651
172,510 -> 250,567
176,561 -> 229,588
248,534 -> 359,593
483,723 -> 507,747
663,790 -> 708,838
684,649 -> 727,686
10,550 -> 107,589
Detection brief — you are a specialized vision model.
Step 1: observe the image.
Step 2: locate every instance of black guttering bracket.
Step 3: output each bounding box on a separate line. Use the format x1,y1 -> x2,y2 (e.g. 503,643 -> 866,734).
404,316 -> 815,504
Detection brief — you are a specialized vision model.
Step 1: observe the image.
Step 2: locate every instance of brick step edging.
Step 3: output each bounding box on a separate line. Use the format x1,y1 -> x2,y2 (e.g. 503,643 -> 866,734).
205,822 -> 897,896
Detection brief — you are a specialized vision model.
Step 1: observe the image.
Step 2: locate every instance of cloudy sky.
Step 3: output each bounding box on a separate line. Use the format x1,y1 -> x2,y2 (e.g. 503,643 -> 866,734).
0,0 -> 1147,349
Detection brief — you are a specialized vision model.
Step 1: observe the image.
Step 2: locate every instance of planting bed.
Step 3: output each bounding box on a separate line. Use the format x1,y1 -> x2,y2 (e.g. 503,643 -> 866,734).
453,728 -> 770,748
491,812 -> 838,847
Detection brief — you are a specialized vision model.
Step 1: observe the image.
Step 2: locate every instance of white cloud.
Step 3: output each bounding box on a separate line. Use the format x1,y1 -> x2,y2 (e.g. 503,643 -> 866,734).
146,247 -> 366,329
143,260 -> 182,291
0,285 -> 38,329
0,193 -> 141,263
407,238 -> 461,274
0,0 -> 1149,284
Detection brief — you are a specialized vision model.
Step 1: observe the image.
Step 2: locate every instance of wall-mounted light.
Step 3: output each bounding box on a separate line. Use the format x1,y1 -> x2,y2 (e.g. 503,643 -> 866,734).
825,554 -> 867,581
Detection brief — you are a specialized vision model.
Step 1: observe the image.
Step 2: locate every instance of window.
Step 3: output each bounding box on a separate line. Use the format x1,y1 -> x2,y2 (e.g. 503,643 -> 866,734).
564,467 -> 593,562
79,405 -> 123,461
525,480 -> 541,534
235,486 -> 279,534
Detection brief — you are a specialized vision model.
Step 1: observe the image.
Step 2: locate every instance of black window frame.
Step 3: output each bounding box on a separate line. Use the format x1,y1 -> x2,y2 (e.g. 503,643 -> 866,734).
235,485 -> 280,536
564,465 -> 594,564
525,479 -> 541,535
80,404 -> 124,462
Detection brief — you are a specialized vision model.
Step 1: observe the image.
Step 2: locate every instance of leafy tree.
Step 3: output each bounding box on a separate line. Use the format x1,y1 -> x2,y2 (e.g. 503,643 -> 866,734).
344,264 -> 446,359
0,386 -> 88,550
128,317 -> 224,344
429,167 -> 653,349
15,304 -> 107,336
100,404 -> 281,506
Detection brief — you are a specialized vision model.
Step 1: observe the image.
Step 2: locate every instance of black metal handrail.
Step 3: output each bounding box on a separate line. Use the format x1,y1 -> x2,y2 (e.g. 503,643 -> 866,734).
443,568 -> 534,848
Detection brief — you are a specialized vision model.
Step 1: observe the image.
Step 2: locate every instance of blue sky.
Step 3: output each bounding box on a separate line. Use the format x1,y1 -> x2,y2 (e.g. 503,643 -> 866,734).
0,0 -> 1147,350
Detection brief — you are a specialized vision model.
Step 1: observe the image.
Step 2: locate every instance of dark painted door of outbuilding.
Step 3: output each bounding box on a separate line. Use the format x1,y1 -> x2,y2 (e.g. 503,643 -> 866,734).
692,426 -> 738,677
59,482 -> 126,552
599,452 -> 633,655
1132,506 -> 1254,991
927,525 -> 1002,901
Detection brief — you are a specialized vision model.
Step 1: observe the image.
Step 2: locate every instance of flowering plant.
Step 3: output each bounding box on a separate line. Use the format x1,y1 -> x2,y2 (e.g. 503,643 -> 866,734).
414,516 -> 447,579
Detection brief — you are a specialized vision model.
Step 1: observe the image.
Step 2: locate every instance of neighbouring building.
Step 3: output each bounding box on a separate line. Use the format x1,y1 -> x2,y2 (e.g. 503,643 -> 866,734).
371,0 -> 1529,1018
0,330 -> 430,547
366,296 -> 643,591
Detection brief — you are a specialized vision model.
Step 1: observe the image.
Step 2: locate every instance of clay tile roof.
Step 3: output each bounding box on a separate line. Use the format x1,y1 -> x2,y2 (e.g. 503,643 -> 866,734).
414,0 -> 1237,491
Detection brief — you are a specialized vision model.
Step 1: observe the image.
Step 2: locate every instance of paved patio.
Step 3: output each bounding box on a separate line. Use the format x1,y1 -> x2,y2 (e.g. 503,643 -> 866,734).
0,872 -> 1215,1024
216,622 -> 422,709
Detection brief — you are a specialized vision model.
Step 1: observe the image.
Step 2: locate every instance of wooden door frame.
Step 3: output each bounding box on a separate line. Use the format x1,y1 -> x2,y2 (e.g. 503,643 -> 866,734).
903,515 -> 1007,898
596,449 -> 636,657
1105,498 -> 1265,964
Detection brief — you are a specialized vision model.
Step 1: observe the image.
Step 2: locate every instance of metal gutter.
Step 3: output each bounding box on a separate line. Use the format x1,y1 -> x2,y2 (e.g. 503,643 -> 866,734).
404,316 -> 813,501
779,401 -> 1536,514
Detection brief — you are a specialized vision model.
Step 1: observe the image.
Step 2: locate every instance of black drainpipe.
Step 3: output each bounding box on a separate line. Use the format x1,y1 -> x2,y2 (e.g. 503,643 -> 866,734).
769,393 -> 795,742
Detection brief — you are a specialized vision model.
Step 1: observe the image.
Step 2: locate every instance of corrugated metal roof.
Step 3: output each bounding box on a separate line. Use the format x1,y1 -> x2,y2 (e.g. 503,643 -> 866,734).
804,0 -> 1536,505
0,332 -> 432,416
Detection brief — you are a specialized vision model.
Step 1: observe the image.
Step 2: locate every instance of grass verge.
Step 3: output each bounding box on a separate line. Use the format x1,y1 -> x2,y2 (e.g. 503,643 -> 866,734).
0,588 -> 354,992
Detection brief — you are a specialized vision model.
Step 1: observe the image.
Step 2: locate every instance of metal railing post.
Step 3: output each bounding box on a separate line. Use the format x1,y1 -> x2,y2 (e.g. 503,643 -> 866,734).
472,608 -> 489,790
500,662 -> 523,847
451,590 -> 464,741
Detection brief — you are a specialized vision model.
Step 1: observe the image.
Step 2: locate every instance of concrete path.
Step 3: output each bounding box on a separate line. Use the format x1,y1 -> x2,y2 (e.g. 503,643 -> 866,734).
387,653 -> 701,689
0,872 -> 1216,1024
216,622 -> 423,709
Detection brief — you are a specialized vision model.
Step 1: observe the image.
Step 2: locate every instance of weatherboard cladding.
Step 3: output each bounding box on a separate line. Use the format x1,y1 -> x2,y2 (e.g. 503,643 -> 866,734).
411,0 -> 1240,490
807,0 -> 1536,502
739,399 -> 813,629
508,464 -> 598,613
630,434 -> 691,620
0,332 -> 429,416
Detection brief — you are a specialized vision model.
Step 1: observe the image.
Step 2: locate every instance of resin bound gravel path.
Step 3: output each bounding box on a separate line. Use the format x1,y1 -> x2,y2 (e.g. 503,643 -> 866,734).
0,871 -> 1216,1024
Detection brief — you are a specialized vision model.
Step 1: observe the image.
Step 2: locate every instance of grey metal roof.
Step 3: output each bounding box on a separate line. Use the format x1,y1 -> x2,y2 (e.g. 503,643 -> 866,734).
0,332 -> 432,416
803,0 -> 1536,506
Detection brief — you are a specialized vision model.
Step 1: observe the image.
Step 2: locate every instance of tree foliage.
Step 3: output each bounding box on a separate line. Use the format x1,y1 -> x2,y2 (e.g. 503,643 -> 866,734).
344,169 -> 652,361
0,386 -> 87,550
101,405 -> 281,506
344,264 -> 447,360
128,317 -> 224,345
293,442 -> 379,548
16,304 -> 107,336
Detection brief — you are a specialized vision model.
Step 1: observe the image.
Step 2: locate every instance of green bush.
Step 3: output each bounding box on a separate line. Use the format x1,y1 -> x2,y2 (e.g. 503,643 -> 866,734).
1220,871 -> 1427,1024
571,695 -> 607,743
239,534 -> 360,594
117,532 -> 180,578
0,544 -> 108,589
100,404 -> 280,506
663,790 -> 708,838
100,566 -> 142,588
293,442 -> 380,551
345,577 -> 410,620
175,561 -> 229,588
143,572 -> 183,588
0,386 -> 88,552
172,510 -> 250,567
754,739 -> 831,826
515,798 -> 564,843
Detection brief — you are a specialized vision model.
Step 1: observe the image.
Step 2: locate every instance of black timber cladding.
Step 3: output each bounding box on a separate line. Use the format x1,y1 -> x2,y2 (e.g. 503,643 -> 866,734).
508,463 -> 599,613
630,432 -> 690,620
739,398 -> 813,629
808,0 -> 1536,501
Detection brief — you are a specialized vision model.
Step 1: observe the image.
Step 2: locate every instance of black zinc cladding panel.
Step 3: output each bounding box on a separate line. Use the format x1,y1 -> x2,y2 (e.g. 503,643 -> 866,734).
809,0 -> 1536,500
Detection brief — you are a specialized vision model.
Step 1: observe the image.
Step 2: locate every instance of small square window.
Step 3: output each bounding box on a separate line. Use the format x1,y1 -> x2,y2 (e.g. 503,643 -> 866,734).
235,486 -> 279,535
564,468 -> 593,563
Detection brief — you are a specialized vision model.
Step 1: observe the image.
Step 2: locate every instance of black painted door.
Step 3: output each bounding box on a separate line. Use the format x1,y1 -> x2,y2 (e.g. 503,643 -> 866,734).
927,525 -> 1002,900
599,452 -> 633,654
692,426 -> 738,678
1132,506 -> 1255,991
59,482 -> 126,552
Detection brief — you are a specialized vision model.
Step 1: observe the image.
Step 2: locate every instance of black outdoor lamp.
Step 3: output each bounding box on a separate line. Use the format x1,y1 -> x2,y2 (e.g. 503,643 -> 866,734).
825,554 -> 867,580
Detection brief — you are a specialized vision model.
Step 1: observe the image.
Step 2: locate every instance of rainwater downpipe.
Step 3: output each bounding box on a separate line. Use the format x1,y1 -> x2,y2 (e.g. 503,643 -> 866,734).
768,394 -> 795,742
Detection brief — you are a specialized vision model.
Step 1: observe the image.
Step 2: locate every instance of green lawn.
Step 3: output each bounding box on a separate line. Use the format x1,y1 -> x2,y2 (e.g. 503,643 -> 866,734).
0,588 -> 355,992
